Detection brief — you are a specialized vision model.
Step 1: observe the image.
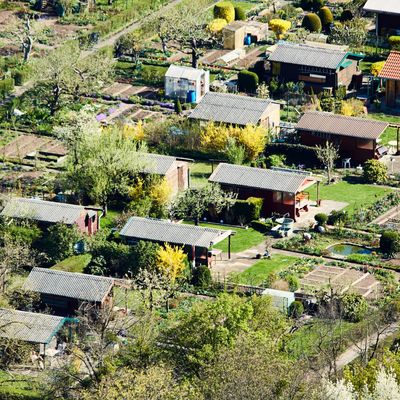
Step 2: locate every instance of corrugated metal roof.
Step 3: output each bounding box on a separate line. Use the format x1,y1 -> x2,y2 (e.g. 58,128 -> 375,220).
296,111 -> 388,139
268,43 -> 347,69
378,51 -> 400,81
188,92 -> 275,125
0,309 -> 66,344
208,163 -> 310,194
363,0 -> 400,14
120,217 -> 233,248
0,198 -> 84,224
24,268 -> 114,303
141,153 -> 177,175
165,65 -> 205,81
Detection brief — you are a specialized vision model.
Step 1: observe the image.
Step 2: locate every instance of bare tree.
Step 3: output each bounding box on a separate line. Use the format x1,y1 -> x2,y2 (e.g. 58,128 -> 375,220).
315,141 -> 339,184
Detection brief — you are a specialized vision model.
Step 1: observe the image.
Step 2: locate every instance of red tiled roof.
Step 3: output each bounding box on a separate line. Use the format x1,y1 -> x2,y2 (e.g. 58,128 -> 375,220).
379,51 -> 400,81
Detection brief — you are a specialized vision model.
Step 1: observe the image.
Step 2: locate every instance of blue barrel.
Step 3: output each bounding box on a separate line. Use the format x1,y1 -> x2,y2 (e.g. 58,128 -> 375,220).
244,34 -> 252,45
187,90 -> 196,103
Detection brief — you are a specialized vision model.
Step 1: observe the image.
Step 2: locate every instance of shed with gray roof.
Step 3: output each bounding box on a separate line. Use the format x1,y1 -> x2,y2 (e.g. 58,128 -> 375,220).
188,92 -> 280,131
0,197 -> 100,235
363,0 -> 400,35
297,111 -> 389,163
267,43 -> 363,92
0,308 -> 67,344
141,153 -> 191,194
209,163 -> 316,221
24,268 -> 114,315
120,217 -> 235,265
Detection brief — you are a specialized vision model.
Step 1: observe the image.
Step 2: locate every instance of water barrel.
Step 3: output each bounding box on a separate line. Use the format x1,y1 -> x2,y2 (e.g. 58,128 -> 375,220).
244,34 -> 252,45
187,90 -> 196,103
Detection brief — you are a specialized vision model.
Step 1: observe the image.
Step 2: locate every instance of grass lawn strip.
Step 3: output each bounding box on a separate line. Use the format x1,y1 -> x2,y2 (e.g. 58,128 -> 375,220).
0,370 -> 42,399
51,254 -> 92,273
307,180 -> 392,214
231,254 -> 299,286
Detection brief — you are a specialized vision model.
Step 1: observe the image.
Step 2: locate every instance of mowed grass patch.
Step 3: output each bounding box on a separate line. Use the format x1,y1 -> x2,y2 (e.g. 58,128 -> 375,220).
0,370 -> 42,399
231,254 -> 299,286
190,162 -> 213,188
100,209 -> 121,229
51,254 -> 92,273
307,179 -> 392,214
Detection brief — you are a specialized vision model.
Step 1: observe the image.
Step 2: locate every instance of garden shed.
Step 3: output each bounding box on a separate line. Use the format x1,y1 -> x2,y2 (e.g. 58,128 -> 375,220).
189,92 -> 280,132
267,43 -> 363,92
262,288 -> 295,312
296,111 -> 389,163
363,0 -> 400,36
208,163 -> 317,221
23,268 -> 114,315
378,51 -> 400,108
119,217 -> 234,266
164,65 -> 209,103
0,197 -> 100,235
141,153 -> 191,195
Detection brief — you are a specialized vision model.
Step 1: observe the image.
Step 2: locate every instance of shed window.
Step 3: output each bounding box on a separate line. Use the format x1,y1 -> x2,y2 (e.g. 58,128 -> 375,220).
273,191 -> 282,203
357,139 -> 374,150
282,193 -> 295,205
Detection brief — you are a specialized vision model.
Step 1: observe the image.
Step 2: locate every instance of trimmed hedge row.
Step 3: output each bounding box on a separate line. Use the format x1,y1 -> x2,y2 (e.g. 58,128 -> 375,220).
265,143 -> 320,167
238,70 -> 259,93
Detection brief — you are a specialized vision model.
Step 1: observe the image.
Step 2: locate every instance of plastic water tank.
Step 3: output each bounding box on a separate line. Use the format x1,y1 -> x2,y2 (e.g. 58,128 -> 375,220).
187,90 -> 196,103
244,35 -> 252,45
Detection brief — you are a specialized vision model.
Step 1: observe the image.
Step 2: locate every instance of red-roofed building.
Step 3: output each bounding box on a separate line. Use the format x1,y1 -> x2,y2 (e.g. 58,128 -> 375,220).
379,51 -> 400,108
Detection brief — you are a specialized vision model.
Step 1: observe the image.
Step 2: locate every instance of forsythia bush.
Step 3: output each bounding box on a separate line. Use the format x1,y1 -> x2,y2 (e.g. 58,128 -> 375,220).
370,61 -> 385,77
208,18 -> 228,33
157,243 -> 187,282
340,99 -> 364,117
269,19 -> 292,39
149,177 -> 172,206
200,122 -> 268,161
122,121 -> 145,141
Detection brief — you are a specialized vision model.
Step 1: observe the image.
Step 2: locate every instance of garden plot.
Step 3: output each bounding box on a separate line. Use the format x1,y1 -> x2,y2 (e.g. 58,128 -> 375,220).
102,83 -> 158,99
299,265 -> 381,298
0,134 -> 66,164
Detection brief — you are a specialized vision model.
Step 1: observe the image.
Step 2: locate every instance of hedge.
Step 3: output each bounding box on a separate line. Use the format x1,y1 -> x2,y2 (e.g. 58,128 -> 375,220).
231,197 -> 263,224
302,13 -> 322,32
214,2 -> 235,23
340,9 -> 353,22
12,69 -> 28,86
300,0 -> 324,11
238,70 -> 259,93
265,143 -> 319,167
318,6 -> 333,28
388,36 -> 400,49
234,5 -> 246,21
251,220 -> 273,233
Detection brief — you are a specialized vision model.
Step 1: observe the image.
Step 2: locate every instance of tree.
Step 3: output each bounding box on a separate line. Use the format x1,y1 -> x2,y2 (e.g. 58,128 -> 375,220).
33,42 -> 114,115
238,70 -> 259,93
174,98 -> 182,115
329,19 -> 367,48
380,231 -> 399,257
363,159 -> 387,184
225,137 -> 246,165
340,293 -> 368,323
62,125 -> 147,214
170,184 -> 236,225
256,83 -> 270,99
208,18 -> 228,35
315,141 -> 339,184
160,0 -> 214,68
156,243 -> 187,283
269,19 -> 291,40
46,223 -> 82,264
114,31 -> 143,65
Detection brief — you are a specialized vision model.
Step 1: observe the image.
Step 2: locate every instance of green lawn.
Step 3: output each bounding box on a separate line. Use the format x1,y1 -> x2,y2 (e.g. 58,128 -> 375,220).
367,112 -> 400,146
193,222 -> 267,253
100,209 -> 121,229
0,370 -> 41,399
307,179 -> 392,214
231,255 -> 299,286
51,254 -> 92,273
190,162 -> 213,188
